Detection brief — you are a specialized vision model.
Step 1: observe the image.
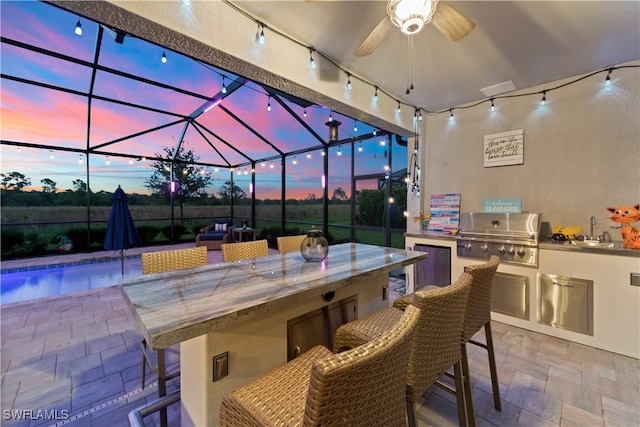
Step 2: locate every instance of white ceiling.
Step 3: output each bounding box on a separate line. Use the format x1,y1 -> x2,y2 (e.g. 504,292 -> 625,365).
234,1 -> 640,112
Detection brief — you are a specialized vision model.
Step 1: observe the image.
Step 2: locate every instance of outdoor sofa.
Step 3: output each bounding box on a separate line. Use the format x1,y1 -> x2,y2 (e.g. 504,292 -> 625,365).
195,219 -> 234,250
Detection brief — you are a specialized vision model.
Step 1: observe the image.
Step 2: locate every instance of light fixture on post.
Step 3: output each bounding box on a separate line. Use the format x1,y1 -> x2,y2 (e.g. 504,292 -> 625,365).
387,0 -> 439,35
74,19 -> 83,36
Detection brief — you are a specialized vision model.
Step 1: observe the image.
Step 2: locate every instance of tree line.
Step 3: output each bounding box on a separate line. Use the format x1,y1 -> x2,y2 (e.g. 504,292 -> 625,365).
1,146 -> 354,208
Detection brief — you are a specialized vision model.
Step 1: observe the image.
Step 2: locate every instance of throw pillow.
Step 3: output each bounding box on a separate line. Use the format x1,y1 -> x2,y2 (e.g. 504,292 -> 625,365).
214,223 -> 228,232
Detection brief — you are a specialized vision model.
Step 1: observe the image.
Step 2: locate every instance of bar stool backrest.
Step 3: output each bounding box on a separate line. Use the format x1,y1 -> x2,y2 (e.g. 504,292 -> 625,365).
221,239 -> 269,262
304,304 -> 421,425
276,235 -> 306,254
141,246 -> 208,275
462,255 -> 500,341
405,272 -> 473,401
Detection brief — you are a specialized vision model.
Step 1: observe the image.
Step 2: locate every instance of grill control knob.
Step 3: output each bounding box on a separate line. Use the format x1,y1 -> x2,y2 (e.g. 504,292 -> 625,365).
507,246 -> 516,255
498,246 -> 506,254
517,248 -> 526,257
481,244 -> 489,252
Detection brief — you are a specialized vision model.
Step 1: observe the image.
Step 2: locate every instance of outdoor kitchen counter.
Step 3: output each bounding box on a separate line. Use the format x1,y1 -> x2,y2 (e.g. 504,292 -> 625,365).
405,230 -> 640,258
120,242 -> 427,351
539,241 -> 640,258
120,243 -> 427,427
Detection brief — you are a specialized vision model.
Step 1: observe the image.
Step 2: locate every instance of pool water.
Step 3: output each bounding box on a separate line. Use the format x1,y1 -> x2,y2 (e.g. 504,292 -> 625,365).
1,258 -> 142,305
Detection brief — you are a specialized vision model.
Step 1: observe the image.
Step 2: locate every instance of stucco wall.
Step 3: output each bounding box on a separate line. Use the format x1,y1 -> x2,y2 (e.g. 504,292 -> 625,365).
420,61 -> 639,237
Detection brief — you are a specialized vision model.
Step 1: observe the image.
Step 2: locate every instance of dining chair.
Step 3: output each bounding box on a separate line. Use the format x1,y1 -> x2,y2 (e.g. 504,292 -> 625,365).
139,246 -> 209,426
220,304 -> 421,426
276,234 -> 306,254
333,272 -> 473,427
394,255 -> 502,418
221,239 -> 269,262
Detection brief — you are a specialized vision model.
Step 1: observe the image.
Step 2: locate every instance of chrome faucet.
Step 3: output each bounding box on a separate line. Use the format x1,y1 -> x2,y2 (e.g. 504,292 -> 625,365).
590,216 -> 596,240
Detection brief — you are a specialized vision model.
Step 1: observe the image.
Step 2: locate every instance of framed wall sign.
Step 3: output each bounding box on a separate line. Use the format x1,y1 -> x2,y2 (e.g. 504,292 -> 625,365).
484,129 -> 524,167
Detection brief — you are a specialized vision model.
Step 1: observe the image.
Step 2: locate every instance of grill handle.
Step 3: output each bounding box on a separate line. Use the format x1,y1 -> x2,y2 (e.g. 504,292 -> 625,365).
458,231 -> 537,241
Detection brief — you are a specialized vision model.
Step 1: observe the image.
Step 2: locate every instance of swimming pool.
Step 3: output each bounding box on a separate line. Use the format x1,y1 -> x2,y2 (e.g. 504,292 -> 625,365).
1,258 -> 142,305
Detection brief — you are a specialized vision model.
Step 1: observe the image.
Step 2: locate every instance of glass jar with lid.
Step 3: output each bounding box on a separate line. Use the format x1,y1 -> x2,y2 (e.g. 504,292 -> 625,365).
300,229 -> 329,262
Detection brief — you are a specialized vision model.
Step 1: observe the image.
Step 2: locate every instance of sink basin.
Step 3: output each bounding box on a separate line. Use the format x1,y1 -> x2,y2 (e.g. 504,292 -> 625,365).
571,240 -> 618,248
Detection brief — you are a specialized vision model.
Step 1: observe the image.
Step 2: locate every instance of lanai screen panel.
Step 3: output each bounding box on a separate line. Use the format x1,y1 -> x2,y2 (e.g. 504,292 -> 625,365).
1,80 -> 88,150
1,2 -> 97,63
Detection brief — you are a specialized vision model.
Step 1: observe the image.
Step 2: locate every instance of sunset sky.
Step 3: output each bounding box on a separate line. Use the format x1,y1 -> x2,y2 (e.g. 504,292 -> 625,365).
0,1 -> 407,200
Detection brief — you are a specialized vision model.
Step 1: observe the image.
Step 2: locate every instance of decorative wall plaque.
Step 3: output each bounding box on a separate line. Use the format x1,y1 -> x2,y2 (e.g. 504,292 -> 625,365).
484,129 -> 524,167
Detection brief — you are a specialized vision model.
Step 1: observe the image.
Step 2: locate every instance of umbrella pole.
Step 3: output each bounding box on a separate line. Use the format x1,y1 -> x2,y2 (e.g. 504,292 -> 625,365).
121,249 -> 124,276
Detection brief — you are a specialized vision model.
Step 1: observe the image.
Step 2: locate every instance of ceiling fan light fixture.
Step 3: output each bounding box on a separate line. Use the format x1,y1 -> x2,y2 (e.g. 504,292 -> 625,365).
387,0 -> 439,35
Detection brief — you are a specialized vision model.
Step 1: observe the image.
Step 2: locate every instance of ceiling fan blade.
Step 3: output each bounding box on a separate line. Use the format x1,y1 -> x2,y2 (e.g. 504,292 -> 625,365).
354,17 -> 392,57
431,1 -> 476,42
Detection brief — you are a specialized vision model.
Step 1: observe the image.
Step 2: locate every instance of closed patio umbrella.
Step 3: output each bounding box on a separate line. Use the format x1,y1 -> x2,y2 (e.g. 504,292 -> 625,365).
104,186 -> 141,275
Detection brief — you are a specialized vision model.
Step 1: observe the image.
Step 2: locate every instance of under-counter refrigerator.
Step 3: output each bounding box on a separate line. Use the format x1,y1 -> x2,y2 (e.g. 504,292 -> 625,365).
413,244 -> 451,289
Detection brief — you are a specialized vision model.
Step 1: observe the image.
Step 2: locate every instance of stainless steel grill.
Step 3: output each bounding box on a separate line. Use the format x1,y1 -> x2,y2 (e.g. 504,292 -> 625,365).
456,212 -> 541,266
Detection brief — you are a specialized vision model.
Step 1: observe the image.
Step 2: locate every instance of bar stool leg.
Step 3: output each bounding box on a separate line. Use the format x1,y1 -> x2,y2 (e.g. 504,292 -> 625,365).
485,322 -> 501,411
452,360 -> 470,427
460,343 -> 476,427
158,349 -> 167,427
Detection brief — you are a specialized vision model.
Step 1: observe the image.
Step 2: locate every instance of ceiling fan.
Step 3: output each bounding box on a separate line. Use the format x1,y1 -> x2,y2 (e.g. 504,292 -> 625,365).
354,0 -> 475,56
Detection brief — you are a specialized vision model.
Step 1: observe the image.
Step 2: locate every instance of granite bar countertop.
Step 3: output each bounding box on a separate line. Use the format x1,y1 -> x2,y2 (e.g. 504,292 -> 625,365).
120,243 -> 428,350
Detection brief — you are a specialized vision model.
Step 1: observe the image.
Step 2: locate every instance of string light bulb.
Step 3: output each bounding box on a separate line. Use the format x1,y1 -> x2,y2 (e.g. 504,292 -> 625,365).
358,143 -> 363,152
605,68 -> 612,84
256,23 -> 265,45
396,101 -> 401,114
161,51 -> 167,63
328,111 -> 333,122
309,48 -> 316,68
346,74 -> 352,90
74,19 -> 82,36
490,98 -> 495,111
303,108 -> 307,117
541,91 -> 547,105
221,76 -> 227,94
373,86 -> 378,101
337,146 -> 342,156
353,120 -> 358,132
267,95 -> 271,111
449,109 -> 454,119
418,110 -> 423,121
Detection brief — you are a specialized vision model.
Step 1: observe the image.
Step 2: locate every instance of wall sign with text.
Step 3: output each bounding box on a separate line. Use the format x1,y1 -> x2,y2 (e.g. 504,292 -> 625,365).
484,129 -> 524,167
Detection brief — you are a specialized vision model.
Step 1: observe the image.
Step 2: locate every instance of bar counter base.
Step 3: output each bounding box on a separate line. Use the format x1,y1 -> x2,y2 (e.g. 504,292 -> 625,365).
180,274 -> 388,427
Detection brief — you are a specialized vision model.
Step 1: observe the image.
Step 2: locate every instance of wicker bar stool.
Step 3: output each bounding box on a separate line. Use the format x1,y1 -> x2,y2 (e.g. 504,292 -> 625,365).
276,234 -> 306,254
220,304 -> 421,426
139,245 -> 209,426
394,255 -> 502,417
333,272 -> 473,427
221,239 -> 269,262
